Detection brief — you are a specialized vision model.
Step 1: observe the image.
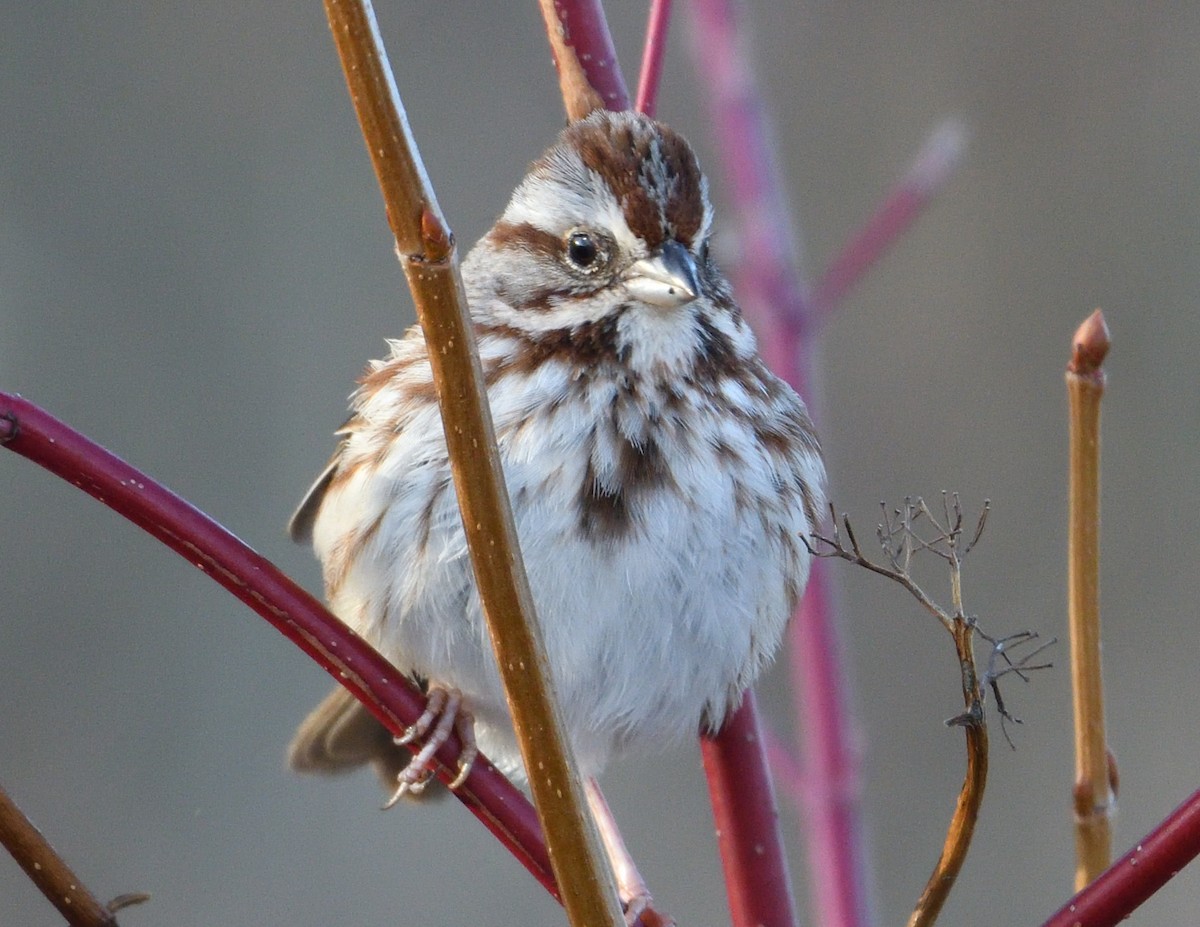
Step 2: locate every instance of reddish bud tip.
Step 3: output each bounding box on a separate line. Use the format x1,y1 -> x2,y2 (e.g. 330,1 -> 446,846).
420,206 -> 453,261
1068,309 -> 1111,377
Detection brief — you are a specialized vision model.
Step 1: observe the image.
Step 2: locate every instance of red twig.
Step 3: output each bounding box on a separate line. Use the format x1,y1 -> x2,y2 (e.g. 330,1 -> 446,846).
686,0 -> 811,342
634,0 -> 673,117
686,5 -> 871,927
1041,787 -> 1200,927
701,692 -> 801,927
0,392 -> 557,902
811,120 -> 967,319
538,0 -> 630,118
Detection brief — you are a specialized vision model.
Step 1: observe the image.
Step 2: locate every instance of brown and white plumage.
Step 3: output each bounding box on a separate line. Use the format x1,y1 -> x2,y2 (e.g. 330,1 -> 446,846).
289,111 -> 824,884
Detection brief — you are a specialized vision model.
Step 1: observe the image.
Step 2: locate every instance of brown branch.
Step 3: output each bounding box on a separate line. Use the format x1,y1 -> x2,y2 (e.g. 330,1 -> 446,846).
0,779 -> 146,927
537,0 -> 631,119
907,619 -> 988,927
320,3 -> 621,925
1066,308 -> 1115,888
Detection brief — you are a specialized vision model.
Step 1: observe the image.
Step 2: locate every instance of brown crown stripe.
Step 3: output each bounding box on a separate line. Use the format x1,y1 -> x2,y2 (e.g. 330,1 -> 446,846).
565,113 -> 706,248
657,129 -> 704,242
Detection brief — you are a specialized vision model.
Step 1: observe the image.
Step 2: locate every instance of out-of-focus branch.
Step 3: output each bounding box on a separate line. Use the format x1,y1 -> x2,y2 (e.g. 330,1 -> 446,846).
321,2 -> 621,925
0,392 -> 558,900
1041,785 -> 1200,927
0,780 -> 147,927
1065,308 -> 1115,888
634,0 -> 672,117
537,0 -> 630,119
811,120 -> 967,320
685,5 -> 865,927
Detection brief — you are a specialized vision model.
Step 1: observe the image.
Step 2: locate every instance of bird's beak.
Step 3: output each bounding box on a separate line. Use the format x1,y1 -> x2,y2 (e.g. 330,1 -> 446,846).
623,240 -> 701,308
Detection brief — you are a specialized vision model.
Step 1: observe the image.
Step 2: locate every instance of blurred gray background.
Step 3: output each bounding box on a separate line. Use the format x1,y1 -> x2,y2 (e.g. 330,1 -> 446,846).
4,3 -> 1199,925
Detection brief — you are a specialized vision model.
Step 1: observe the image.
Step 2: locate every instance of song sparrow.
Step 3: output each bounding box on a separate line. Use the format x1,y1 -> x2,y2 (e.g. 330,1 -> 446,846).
288,109 -> 825,917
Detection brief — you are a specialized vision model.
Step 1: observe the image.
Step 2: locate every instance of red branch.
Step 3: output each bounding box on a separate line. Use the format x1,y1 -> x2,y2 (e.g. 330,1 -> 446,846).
811,119 -> 967,321
0,392 -> 557,902
685,5 -> 869,927
1041,787 -> 1200,927
634,0 -> 673,117
701,692 -> 801,927
539,0 -> 630,118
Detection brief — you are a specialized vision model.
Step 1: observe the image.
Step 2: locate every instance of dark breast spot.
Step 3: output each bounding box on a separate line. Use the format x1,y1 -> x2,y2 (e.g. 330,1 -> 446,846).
579,430 -> 674,544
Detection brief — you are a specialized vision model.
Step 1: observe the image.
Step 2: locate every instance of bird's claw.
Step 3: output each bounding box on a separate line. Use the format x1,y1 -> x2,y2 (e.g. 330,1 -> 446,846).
383,686 -> 476,808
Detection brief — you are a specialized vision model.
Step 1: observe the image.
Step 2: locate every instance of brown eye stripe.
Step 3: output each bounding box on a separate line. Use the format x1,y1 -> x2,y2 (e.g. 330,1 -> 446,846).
488,221 -> 562,258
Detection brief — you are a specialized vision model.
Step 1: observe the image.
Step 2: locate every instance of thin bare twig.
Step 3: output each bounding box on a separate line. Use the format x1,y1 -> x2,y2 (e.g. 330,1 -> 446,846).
1066,308 -> 1115,888
810,496 -> 1048,927
321,2 -> 621,924
811,120 -> 968,320
634,0 -> 673,117
0,780 -> 129,927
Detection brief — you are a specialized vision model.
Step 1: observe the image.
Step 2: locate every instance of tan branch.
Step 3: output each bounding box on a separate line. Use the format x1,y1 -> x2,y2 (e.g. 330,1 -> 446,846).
1066,308 -> 1115,888
907,618 -> 989,927
320,2 -> 622,924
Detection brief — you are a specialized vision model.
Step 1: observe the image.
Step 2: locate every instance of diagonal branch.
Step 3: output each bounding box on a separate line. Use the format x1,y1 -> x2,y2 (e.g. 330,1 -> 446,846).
1040,785 -> 1200,927
321,2 -> 621,925
0,393 -> 558,900
0,780 -> 146,927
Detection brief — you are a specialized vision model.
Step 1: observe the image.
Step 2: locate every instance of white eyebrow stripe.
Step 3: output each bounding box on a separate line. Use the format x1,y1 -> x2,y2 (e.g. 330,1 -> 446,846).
502,150 -> 647,259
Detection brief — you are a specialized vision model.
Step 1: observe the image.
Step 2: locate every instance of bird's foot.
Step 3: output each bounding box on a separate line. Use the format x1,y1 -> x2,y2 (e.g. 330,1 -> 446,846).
383,686 -> 476,807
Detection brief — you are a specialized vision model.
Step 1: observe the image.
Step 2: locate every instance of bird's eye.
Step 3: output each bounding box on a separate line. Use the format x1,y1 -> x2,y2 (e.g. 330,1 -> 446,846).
565,230 -> 600,269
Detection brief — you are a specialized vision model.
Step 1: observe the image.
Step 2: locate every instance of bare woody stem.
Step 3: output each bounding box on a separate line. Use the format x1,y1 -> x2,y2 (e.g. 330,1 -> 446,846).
1066,308 -> 1115,888
907,617 -> 988,927
537,0 -> 631,118
0,780 -> 134,927
320,3 -> 621,925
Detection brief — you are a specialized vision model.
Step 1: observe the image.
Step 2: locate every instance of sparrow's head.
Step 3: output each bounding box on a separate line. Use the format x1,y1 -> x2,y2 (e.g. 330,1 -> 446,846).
466,111 -> 724,334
